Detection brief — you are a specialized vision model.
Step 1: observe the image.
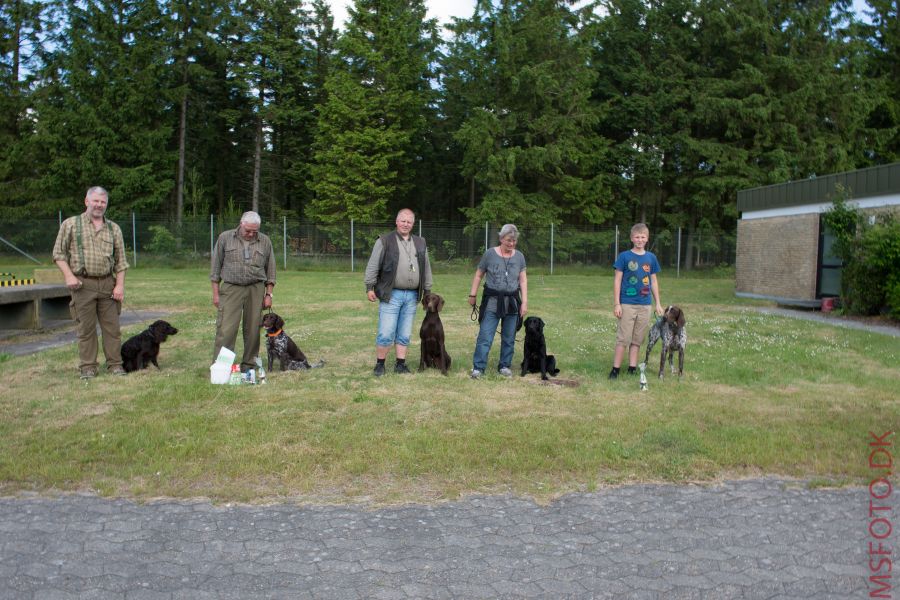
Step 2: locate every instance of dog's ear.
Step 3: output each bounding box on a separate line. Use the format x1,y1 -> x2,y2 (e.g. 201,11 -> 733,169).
675,308 -> 685,328
275,315 -> 285,331
422,294 -> 429,309
537,318 -> 544,331
437,295 -> 444,312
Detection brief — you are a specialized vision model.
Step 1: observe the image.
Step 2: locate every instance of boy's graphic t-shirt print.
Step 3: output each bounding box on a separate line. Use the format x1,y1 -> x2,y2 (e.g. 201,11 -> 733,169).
614,250 -> 661,305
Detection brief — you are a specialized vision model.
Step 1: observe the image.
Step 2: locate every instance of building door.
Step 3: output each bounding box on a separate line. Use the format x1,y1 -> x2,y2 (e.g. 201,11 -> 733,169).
817,217 -> 842,298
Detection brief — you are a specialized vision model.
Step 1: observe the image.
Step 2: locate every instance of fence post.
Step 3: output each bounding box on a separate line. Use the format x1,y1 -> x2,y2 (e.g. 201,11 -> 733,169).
283,216 -> 287,270
210,214 -> 214,258
419,220 -> 422,238
484,222 -> 488,252
132,212 -> 137,267
550,223 -> 554,275
59,210 -> 62,226
350,219 -> 355,272
677,226 -> 682,278
614,225 -> 619,257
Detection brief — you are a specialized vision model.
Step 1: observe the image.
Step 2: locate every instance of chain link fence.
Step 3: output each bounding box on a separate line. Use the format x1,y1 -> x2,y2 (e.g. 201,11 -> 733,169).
1,215 -> 735,274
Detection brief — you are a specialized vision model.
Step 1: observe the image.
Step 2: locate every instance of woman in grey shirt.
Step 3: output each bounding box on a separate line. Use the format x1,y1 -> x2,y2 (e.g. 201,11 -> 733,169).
467,224 -> 528,378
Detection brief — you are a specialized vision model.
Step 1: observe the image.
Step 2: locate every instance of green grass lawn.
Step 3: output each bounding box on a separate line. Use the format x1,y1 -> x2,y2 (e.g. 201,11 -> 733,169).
0,266 -> 897,504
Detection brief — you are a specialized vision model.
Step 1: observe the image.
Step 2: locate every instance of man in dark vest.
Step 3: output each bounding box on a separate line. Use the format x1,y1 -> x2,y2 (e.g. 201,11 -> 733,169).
364,208 -> 433,376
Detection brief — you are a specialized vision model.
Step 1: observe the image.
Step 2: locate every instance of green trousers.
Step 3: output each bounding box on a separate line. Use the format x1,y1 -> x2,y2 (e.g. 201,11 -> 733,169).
70,275 -> 122,371
213,281 -> 265,371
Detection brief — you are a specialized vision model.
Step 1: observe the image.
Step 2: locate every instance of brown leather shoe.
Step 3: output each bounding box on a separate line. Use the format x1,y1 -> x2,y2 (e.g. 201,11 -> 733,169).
109,366 -> 127,376
79,367 -> 98,379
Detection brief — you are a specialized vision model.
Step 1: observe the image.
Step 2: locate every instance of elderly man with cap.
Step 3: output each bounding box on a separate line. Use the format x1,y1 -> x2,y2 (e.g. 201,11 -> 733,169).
210,211 -> 276,372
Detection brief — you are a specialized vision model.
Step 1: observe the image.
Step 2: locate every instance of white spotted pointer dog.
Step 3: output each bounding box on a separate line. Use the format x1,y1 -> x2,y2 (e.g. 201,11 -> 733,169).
644,305 -> 687,379
261,313 -> 325,372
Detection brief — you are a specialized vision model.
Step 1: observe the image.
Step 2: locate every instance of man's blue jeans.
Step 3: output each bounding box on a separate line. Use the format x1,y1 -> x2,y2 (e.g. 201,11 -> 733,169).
472,306 -> 518,372
376,289 -> 418,347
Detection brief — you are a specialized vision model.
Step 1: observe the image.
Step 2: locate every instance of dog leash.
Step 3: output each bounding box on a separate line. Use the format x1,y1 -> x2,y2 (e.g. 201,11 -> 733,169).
120,299 -> 143,321
470,297 -> 523,342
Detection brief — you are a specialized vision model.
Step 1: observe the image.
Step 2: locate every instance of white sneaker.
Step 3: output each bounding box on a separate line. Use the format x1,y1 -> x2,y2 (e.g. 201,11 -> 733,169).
498,367 -> 513,377
470,369 -> 483,379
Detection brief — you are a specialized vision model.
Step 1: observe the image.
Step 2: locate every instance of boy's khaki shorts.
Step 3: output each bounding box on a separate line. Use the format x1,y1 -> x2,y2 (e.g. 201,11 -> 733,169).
616,303 -> 652,347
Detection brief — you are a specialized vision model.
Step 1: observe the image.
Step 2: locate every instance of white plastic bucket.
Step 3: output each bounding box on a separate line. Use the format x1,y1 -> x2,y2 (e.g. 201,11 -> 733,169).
210,362 -> 231,384
215,347 -> 236,364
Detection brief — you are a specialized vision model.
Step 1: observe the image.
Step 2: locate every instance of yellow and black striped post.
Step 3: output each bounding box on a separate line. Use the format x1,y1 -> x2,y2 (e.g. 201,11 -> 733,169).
0,273 -> 36,287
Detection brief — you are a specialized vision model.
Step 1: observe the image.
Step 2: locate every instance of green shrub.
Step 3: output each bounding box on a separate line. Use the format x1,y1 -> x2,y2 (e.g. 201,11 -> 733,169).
145,225 -> 181,255
823,196 -> 900,318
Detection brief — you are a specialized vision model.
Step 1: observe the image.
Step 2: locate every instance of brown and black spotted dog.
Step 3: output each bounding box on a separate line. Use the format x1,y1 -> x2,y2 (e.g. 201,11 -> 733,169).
261,313 -> 325,372
644,305 -> 687,379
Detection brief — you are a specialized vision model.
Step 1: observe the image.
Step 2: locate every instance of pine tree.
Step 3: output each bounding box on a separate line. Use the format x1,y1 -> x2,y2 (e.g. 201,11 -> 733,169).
306,0 -> 439,229
0,0 -> 55,215
448,0 -> 611,227
30,0 -> 174,215
862,0 -> 900,162
165,0 -> 231,227
282,0 -> 337,216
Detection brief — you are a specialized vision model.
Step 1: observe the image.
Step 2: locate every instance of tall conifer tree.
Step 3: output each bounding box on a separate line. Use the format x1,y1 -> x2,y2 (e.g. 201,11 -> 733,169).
0,0 -> 55,215
31,0 -> 173,214
306,0 -> 439,227
863,0 -> 899,162
448,0 -> 611,227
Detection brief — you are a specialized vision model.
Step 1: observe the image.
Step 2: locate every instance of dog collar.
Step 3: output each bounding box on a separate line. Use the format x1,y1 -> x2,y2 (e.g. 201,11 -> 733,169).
266,329 -> 282,337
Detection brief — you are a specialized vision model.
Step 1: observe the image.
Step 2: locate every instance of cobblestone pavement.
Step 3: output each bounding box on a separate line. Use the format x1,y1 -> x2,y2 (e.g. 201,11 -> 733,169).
0,479 -> 881,599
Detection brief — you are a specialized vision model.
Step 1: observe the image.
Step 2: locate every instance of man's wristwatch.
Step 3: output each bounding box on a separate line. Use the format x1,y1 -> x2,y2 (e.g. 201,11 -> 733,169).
265,292 -> 273,298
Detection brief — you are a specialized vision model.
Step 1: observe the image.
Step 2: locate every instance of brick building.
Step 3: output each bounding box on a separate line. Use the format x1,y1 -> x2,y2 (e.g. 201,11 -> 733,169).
736,163 -> 900,307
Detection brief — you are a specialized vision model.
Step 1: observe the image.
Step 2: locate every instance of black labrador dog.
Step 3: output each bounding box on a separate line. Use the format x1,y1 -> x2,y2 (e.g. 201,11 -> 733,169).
418,292 -> 451,375
261,312 -> 325,372
121,320 -> 178,372
520,316 -> 559,381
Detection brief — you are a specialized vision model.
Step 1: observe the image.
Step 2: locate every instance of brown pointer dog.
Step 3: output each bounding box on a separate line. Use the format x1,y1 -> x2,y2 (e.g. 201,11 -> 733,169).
418,292 -> 451,375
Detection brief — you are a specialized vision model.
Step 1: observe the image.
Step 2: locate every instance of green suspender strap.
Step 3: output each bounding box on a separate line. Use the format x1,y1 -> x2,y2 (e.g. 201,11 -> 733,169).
75,216 -> 115,276
75,215 -> 85,275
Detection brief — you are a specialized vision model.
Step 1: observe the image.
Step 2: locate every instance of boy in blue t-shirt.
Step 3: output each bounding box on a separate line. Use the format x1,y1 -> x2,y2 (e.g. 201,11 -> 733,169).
609,223 -> 664,379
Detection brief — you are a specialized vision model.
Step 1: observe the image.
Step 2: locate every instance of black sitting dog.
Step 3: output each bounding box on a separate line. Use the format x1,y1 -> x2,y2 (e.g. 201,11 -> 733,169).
261,312 -> 325,372
121,320 -> 179,372
418,292 -> 451,375
520,316 -> 559,381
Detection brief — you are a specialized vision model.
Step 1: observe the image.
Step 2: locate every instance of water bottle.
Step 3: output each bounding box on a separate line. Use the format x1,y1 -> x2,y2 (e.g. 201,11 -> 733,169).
255,356 -> 267,385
